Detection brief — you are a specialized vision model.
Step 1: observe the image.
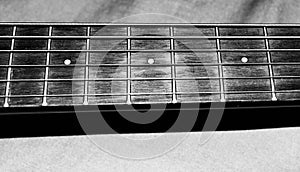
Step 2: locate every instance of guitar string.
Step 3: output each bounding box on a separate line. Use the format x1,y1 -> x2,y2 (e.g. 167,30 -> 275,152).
1,49 -> 300,53
0,36 -> 300,39
0,23 -> 300,26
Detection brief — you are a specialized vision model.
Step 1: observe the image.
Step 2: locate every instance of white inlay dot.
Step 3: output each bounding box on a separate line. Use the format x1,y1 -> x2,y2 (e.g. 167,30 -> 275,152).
241,57 -> 248,63
64,59 -> 71,65
148,58 -> 155,64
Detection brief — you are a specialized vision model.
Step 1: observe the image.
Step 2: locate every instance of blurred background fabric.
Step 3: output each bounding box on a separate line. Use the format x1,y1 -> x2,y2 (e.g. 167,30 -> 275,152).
1,0 -> 300,23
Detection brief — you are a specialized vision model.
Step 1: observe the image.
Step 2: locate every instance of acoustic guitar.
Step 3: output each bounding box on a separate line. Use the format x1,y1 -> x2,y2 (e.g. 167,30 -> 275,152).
0,23 -> 300,138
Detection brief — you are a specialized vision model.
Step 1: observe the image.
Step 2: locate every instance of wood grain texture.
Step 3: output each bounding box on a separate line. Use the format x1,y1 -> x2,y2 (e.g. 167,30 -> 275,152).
220,33 -> 271,100
268,28 -> 300,100
174,26 -> 215,36
0,53 -> 8,106
270,39 -> 300,49
0,82 -> 5,106
90,39 -> 127,50
0,26 -> 12,36
271,52 -> 300,62
13,53 -> 47,65
0,39 -> 11,50
52,26 -> 87,36
131,26 -> 169,36
221,52 -> 268,63
175,52 -> 218,64
14,39 -> 47,50
5,27 -> 47,105
268,27 -> 300,36
132,39 -> 170,50
89,52 -> 127,104
9,82 -> 44,106
174,51 -> 220,101
219,27 -> 264,36
16,26 -> 48,36
130,52 -> 171,102
91,26 -> 127,36
175,39 -> 216,49
220,39 -> 266,49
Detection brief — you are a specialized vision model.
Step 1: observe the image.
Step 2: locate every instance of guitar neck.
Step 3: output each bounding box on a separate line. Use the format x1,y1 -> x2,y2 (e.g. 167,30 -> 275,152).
1,23 -> 300,107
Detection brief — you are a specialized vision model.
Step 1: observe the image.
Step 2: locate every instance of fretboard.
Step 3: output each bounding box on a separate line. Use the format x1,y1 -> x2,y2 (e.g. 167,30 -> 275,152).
1,23 -> 300,107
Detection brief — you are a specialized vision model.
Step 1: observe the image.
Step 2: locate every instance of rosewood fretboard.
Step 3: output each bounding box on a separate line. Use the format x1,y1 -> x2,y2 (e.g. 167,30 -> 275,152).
0,23 -> 300,107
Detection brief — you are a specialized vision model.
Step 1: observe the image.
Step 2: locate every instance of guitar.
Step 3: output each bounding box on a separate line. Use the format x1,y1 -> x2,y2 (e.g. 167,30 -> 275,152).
0,23 -> 300,138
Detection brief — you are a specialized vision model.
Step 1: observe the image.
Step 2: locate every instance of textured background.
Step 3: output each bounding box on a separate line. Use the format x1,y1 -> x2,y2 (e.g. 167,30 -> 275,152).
1,0 -> 300,23
0,0 -> 300,171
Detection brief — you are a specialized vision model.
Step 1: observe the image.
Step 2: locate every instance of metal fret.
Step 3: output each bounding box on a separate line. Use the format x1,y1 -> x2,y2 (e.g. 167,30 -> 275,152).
83,27 -> 91,105
264,27 -> 277,101
42,26 -> 53,106
3,26 -> 16,107
215,27 -> 226,101
169,26 -> 177,103
126,26 -> 131,104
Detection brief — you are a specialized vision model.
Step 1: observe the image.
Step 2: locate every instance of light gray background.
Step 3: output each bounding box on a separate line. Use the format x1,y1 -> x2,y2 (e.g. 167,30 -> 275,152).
0,0 -> 300,171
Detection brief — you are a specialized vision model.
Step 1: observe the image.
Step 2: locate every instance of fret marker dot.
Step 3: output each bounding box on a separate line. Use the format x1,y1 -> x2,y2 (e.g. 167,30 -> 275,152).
241,57 -> 248,63
148,58 -> 155,64
64,59 -> 71,65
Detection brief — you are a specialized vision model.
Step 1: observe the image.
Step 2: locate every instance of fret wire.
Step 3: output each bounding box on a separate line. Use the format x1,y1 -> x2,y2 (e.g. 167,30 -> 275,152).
42,26 -> 53,106
3,26 -> 16,107
215,27 -> 226,101
170,26 -> 177,103
127,26 -> 131,104
83,27 -> 91,105
264,27 -> 277,101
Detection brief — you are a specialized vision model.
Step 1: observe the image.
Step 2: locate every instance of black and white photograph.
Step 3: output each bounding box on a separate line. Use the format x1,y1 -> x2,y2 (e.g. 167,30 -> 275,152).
0,0 -> 300,171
